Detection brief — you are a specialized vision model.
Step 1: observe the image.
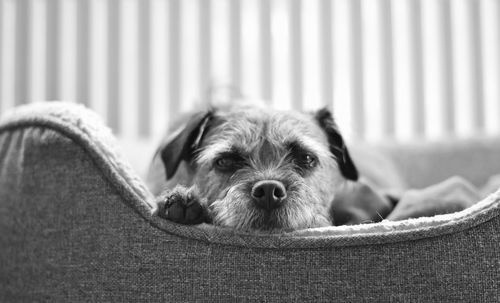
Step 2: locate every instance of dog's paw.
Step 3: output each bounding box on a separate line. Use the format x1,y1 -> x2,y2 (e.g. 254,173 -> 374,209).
155,186 -> 206,224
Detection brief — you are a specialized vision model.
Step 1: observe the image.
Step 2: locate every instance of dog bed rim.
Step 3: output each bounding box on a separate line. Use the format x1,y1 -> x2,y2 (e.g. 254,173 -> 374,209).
1,102 -> 499,249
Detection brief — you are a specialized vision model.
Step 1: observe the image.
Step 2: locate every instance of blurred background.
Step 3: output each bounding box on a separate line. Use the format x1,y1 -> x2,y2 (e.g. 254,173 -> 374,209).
1,0 -> 499,171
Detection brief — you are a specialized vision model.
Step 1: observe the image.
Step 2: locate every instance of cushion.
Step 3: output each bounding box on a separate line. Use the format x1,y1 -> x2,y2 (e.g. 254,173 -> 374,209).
1,102 -> 499,301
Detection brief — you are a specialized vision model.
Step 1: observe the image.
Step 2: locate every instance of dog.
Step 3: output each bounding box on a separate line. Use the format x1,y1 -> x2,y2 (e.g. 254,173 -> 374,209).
146,103 -> 390,232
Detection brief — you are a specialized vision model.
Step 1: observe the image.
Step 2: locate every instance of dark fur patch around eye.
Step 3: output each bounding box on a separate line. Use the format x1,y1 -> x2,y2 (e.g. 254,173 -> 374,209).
213,149 -> 247,173
286,141 -> 319,174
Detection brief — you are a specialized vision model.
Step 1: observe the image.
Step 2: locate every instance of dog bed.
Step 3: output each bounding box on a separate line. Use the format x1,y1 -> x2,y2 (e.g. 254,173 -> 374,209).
1,102 -> 499,301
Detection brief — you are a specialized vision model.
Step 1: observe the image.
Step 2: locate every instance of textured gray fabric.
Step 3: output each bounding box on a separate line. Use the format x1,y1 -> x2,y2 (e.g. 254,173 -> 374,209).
1,103 -> 500,302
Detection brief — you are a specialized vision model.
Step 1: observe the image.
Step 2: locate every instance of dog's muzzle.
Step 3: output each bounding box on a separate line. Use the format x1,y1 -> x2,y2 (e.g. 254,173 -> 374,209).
251,180 -> 287,210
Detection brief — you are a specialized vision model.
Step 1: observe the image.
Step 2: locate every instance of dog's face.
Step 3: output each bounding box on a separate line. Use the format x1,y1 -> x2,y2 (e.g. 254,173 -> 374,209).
159,104 -> 358,231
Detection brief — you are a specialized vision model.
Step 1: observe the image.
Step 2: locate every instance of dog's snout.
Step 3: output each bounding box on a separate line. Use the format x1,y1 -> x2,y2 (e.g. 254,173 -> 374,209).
251,180 -> 287,210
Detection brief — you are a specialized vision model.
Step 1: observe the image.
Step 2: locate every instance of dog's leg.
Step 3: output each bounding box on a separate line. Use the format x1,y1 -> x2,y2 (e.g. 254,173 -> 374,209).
155,185 -> 208,224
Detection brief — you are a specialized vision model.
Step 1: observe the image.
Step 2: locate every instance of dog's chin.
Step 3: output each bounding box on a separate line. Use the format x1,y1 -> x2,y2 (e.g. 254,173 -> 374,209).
212,208 -> 331,233
249,211 -> 331,233
208,189 -> 332,232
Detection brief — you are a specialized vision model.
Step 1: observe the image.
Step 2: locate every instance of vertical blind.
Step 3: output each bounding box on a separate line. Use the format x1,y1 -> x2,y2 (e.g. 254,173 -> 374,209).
1,0 -> 499,142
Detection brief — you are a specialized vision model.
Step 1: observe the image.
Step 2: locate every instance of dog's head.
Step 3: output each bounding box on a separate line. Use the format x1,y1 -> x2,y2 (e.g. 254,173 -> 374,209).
159,104 -> 358,231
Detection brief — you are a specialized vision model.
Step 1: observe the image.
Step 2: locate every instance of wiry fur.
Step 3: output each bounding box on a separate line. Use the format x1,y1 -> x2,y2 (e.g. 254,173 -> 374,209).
150,103 -> 357,232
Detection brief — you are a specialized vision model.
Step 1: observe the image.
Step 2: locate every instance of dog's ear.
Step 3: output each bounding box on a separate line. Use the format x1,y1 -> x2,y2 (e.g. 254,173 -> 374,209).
314,108 -> 359,181
160,111 -> 213,180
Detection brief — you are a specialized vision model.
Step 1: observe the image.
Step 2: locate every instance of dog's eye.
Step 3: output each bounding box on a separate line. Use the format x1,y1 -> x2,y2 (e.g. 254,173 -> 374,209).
216,158 -> 234,167
302,154 -> 317,168
214,156 -> 244,171
287,141 -> 319,171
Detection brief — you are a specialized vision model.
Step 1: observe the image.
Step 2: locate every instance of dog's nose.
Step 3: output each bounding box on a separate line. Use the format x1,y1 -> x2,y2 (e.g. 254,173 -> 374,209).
251,180 -> 287,210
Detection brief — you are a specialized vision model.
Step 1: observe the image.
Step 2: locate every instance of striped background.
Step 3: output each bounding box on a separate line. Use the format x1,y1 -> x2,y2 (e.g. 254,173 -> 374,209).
1,0 -> 500,144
